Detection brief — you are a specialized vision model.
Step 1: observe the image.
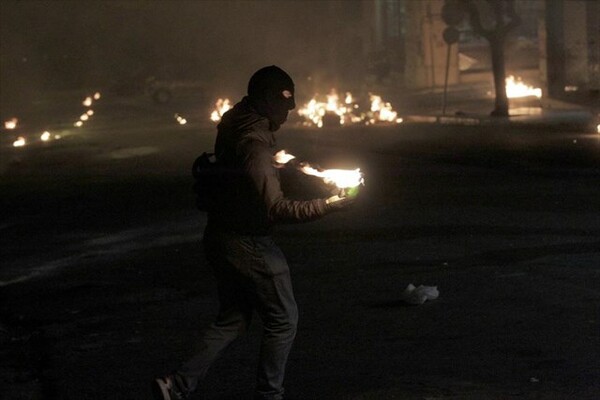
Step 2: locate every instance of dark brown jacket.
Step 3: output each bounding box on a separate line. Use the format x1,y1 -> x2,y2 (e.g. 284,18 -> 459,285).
209,97 -> 328,235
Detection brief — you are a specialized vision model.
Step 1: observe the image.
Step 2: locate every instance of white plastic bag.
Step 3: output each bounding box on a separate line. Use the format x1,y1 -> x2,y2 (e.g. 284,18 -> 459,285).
402,283 -> 439,305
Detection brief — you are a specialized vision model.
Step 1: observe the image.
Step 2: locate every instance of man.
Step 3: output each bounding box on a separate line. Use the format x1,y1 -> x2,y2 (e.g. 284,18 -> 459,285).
153,65 -> 356,400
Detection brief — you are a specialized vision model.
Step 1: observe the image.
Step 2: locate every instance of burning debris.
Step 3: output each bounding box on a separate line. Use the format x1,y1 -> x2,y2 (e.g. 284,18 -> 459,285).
13,136 -> 26,147
210,98 -> 233,122
273,150 -> 364,189
505,75 -> 542,99
73,92 -> 101,128
368,94 -> 402,124
4,118 -> 18,130
297,90 -> 401,128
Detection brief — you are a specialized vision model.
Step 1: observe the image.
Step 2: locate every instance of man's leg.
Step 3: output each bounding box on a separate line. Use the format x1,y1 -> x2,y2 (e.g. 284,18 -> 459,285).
176,277 -> 253,393
175,231 -> 254,394
251,237 -> 298,400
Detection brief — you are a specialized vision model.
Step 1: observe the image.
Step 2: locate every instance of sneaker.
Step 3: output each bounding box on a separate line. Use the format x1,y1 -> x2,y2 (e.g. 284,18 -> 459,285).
151,375 -> 188,400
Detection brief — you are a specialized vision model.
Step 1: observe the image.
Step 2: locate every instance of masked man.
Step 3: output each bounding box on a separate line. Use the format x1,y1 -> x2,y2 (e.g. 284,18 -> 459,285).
153,66 -> 356,400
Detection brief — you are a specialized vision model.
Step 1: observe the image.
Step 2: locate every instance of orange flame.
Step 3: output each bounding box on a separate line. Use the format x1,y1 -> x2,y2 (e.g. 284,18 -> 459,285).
210,98 -> 232,122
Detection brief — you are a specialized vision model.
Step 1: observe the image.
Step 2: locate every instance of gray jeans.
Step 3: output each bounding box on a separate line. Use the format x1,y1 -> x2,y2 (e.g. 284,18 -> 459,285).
178,227 -> 298,400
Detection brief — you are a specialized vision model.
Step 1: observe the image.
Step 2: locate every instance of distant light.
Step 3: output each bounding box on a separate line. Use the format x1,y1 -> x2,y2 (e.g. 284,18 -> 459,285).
564,85 -> 578,92
41,131 -> 51,141
80,114 -> 89,121
55,134 -> 62,139
13,136 -> 26,147
83,97 -> 93,107
175,113 -> 187,125
597,124 -> 600,134
74,121 -> 83,127
86,109 -> 94,116
93,92 -> 101,100
4,118 -> 18,130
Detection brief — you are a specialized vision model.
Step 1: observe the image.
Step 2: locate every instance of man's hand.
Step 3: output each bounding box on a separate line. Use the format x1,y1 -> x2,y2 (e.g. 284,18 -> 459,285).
325,186 -> 360,211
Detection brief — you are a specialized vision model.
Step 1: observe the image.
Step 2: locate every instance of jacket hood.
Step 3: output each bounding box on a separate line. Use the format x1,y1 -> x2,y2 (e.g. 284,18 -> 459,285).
216,97 -> 276,156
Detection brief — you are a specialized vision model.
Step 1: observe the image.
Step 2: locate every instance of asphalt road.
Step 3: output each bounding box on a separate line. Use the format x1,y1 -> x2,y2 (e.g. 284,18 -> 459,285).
1,94 -> 599,399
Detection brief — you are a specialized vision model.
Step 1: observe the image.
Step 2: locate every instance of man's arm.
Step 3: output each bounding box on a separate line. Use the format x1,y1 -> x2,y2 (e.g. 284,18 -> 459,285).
243,144 -> 330,223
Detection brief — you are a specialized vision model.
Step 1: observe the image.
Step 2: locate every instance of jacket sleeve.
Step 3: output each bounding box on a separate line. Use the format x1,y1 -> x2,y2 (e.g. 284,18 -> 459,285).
242,143 -> 329,223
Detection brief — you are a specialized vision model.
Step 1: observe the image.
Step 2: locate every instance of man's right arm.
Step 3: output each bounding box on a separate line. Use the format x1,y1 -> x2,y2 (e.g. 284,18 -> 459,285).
243,144 -> 346,223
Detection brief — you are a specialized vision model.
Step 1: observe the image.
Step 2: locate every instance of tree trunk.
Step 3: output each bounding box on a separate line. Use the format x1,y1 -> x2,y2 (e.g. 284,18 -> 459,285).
489,36 -> 509,117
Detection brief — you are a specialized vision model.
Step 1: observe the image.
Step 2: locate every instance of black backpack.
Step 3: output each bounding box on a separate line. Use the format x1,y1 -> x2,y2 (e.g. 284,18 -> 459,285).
192,152 -> 221,211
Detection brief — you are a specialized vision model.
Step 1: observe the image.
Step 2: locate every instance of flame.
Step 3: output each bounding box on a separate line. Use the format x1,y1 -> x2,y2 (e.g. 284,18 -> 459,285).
41,131 -> 51,141
345,92 -> 353,104
298,91 -> 401,127
298,89 -> 360,128
274,150 -> 296,164
505,75 -> 542,99
13,136 -> 26,147
300,165 -> 364,188
4,118 -> 18,130
273,149 -> 363,188
210,98 -> 232,122
369,94 -> 401,123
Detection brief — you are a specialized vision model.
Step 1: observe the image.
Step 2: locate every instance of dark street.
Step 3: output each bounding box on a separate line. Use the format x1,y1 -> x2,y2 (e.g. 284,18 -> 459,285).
1,89 -> 599,399
2,1 -> 600,399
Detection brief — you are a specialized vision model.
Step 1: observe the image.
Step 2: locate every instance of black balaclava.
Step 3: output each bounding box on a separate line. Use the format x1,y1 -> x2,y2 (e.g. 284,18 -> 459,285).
247,65 -> 296,131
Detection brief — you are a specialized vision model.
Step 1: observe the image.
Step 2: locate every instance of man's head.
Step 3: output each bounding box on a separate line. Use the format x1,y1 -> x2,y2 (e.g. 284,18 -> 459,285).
247,65 -> 295,131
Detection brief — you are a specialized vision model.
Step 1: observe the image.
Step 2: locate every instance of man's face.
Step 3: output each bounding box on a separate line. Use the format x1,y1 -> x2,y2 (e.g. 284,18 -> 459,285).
270,89 -> 295,128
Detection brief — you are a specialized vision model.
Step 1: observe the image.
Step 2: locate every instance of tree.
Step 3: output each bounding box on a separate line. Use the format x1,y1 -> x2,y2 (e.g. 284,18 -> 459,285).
460,0 -> 521,117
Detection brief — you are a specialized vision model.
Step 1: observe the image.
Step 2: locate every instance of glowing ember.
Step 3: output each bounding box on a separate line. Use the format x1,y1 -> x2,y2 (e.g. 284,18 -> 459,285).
4,118 -> 18,130
300,165 -> 364,188
210,98 -> 233,122
83,97 -> 93,107
274,150 -> 296,164
13,136 -> 26,147
41,131 -> 51,141
93,92 -> 101,100
505,75 -> 542,99
175,113 -> 187,125
74,121 -> 83,127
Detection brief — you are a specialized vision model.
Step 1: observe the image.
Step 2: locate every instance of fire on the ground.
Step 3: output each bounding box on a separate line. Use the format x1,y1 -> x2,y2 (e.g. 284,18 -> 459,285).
297,90 -> 402,128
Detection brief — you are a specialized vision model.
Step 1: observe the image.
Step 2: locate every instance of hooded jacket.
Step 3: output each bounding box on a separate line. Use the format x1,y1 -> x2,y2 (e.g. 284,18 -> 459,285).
209,97 -> 328,235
